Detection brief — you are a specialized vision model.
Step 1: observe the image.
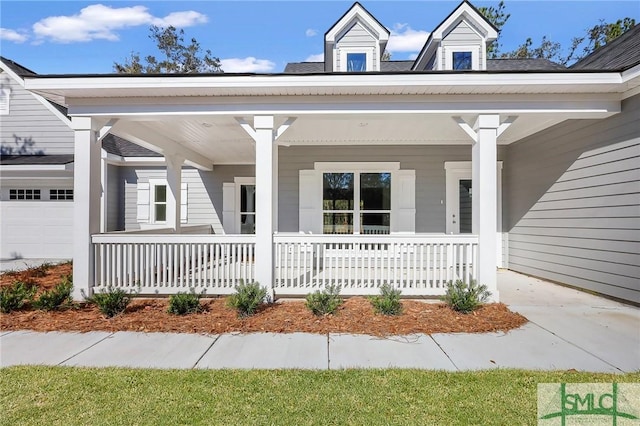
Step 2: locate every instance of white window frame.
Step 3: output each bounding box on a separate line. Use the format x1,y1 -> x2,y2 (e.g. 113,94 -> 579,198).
315,162 -> 399,235
234,177 -> 256,234
444,45 -> 480,70
148,179 -> 167,225
0,86 -> 10,115
337,46 -> 375,72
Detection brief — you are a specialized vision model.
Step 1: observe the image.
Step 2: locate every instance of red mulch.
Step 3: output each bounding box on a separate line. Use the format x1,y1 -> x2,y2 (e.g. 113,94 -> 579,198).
0,264 -> 528,336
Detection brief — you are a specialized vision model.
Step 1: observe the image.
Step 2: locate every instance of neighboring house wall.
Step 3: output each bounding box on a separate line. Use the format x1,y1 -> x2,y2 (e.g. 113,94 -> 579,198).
0,71 -> 73,155
335,22 -> 377,71
278,145 -> 507,233
505,94 -> 640,303
119,165 -> 254,233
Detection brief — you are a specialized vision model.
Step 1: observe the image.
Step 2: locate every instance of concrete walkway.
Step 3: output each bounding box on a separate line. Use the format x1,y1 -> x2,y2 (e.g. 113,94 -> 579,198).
1,271 -> 638,372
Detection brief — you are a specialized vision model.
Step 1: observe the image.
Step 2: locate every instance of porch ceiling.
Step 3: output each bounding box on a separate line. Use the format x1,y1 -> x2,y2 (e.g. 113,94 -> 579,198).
105,111 -> 599,165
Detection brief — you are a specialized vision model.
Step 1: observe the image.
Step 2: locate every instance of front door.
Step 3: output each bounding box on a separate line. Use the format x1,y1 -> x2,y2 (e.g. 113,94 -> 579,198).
445,162 -> 503,267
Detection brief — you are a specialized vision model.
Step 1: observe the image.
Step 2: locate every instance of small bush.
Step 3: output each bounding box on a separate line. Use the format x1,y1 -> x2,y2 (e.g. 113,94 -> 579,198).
227,281 -> 268,318
0,281 -> 36,313
168,290 -> 203,315
33,276 -> 73,311
88,287 -> 134,318
369,284 -> 403,316
442,279 -> 491,313
306,284 -> 342,316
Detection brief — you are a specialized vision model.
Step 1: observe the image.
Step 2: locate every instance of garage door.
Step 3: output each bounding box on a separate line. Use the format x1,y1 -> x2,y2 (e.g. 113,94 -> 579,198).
0,201 -> 73,259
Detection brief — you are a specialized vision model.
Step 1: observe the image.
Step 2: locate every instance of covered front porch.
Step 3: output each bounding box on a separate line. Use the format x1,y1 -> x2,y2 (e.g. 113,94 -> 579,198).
26,73 -> 618,301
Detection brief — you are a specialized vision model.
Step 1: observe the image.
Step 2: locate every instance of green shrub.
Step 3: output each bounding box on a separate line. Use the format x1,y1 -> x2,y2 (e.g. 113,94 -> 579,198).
0,281 -> 36,313
168,290 -> 203,315
305,284 -> 342,316
33,276 -> 73,311
88,287 -> 134,318
442,279 -> 491,313
369,283 -> 403,316
227,281 -> 268,318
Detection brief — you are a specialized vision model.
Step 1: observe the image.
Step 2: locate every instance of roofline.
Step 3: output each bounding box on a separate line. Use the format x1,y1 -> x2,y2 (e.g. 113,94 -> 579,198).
323,1 -> 390,40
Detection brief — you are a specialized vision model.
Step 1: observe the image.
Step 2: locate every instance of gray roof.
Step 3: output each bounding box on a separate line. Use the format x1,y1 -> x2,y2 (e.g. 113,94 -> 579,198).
0,56 -> 37,77
102,134 -> 162,157
0,155 -> 74,165
284,58 -> 565,74
571,25 -> 640,71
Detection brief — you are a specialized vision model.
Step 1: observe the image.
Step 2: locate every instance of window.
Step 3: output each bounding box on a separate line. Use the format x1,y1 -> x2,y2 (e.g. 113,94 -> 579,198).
0,86 -> 10,115
239,184 -> 256,234
152,183 -> 167,223
322,171 -> 391,234
453,51 -> 472,70
50,189 -> 73,200
346,53 -> 367,72
9,189 -> 40,200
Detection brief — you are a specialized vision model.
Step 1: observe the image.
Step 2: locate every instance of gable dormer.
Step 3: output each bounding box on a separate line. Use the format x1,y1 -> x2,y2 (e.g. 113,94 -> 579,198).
324,2 -> 389,72
412,0 -> 497,71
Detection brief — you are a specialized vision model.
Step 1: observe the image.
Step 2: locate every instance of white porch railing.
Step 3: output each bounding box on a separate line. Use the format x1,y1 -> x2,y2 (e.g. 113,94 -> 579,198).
92,234 -> 255,294
273,234 -> 478,296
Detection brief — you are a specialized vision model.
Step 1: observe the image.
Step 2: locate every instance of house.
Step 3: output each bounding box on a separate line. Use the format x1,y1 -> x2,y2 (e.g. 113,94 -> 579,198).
6,1 -> 640,303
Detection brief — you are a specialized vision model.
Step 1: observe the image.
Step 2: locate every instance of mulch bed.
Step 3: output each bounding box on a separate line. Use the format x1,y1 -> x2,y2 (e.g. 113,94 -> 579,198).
1,263 -> 528,337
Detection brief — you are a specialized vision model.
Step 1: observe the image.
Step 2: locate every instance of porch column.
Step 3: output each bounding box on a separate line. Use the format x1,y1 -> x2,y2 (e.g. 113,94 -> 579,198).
254,116 -> 276,296
72,117 -> 101,300
165,153 -> 184,233
472,115 -> 499,301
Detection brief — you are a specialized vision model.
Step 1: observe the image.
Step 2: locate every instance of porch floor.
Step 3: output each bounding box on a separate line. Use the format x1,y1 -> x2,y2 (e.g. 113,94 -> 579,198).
2,270 -> 638,372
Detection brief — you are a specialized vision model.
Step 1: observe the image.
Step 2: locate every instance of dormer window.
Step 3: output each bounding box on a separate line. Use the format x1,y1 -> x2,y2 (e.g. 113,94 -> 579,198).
453,51 -> 472,70
347,53 -> 367,72
444,46 -> 480,70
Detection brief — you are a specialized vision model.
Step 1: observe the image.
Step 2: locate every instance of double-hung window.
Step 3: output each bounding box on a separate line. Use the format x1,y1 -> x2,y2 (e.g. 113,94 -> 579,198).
239,183 -> 256,234
322,171 -> 391,235
151,183 -> 167,223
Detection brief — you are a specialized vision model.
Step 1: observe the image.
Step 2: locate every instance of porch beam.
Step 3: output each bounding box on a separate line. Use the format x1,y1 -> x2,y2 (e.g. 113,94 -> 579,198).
165,154 -> 184,233
97,118 -> 119,142
473,114 -> 499,302
72,116 -> 101,300
108,121 -> 213,171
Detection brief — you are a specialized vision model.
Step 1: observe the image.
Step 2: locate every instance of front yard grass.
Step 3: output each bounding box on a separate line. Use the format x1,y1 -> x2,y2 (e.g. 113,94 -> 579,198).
1,366 -> 638,425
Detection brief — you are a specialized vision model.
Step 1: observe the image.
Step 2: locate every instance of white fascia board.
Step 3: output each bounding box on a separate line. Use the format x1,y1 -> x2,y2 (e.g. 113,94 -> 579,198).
25,72 -> 624,99
326,4 -> 389,43
67,94 -> 621,117
0,164 -> 73,171
432,3 -> 497,40
105,156 -> 166,166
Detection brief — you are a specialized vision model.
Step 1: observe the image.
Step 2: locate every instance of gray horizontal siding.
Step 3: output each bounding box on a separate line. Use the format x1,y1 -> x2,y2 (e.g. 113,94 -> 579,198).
441,20 -> 483,69
278,144 -> 506,233
119,165 -> 254,233
505,94 -> 640,303
336,22 -> 377,71
0,72 -> 73,155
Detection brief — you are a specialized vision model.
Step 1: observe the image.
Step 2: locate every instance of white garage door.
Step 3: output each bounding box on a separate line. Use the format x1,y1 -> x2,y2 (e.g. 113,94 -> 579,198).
0,201 -> 73,259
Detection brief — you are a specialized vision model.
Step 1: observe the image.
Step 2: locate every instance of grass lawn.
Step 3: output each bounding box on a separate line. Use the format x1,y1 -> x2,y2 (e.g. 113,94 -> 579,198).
1,367 -> 638,425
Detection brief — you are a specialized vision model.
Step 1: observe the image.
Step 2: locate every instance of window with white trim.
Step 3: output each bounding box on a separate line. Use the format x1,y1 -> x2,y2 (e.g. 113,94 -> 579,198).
239,183 -> 256,234
0,86 -> 10,115
9,189 -> 40,200
444,45 -> 480,70
322,172 -> 391,234
151,182 -> 167,224
346,53 -> 367,72
49,189 -> 73,200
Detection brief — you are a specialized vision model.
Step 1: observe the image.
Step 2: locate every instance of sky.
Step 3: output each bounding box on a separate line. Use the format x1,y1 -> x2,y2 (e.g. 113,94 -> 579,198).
0,0 -> 639,74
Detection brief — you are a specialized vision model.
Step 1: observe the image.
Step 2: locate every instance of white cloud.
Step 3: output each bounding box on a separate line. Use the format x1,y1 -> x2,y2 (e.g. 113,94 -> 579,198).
305,53 -> 324,62
220,57 -> 275,73
32,4 -> 208,43
386,23 -> 429,53
0,28 -> 28,43
305,28 -> 318,37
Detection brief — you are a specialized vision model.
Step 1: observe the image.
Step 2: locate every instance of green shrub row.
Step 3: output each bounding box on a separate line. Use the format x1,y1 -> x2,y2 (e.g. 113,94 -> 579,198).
0,276 -> 73,313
